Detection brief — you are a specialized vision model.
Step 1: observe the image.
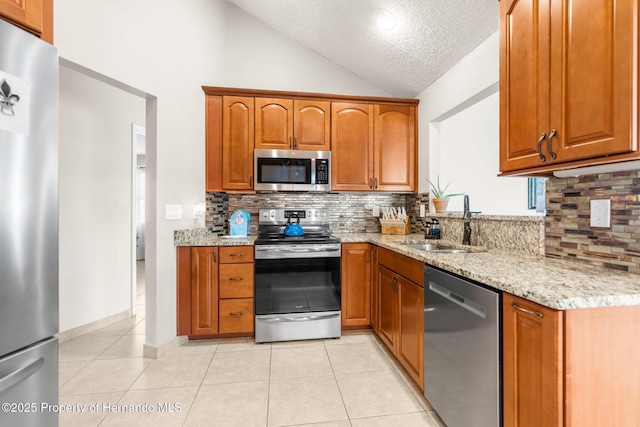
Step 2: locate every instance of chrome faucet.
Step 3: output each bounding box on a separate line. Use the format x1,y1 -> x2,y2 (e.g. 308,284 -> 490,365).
462,194 -> 471,245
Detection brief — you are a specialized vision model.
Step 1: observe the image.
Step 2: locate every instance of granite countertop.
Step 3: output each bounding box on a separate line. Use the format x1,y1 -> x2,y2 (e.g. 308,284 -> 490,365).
174,229 -> 640,310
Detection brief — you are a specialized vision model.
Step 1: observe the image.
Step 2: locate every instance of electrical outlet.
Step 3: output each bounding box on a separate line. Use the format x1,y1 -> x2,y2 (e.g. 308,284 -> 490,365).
590,199 -> 611,228
372,205 -> 380,217
419,204 -> 426,217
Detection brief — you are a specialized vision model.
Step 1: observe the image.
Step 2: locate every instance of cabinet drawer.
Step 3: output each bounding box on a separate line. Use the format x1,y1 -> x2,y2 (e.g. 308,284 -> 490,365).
377,247 -> 424,287
219,246 -> 254,263
219,298 -> 254,334
219,264 -> 254,298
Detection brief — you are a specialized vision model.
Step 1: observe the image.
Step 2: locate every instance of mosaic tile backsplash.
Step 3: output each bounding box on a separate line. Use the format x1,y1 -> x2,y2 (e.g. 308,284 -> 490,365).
546,171 -> 640,274
205,191 -> 544,255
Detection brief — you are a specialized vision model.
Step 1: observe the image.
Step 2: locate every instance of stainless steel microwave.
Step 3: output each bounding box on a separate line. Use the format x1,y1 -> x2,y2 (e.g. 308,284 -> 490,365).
254,149 -> 331,192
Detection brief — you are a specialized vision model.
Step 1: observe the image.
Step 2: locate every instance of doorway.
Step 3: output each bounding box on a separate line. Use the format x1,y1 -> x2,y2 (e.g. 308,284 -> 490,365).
132,124 -> 146,316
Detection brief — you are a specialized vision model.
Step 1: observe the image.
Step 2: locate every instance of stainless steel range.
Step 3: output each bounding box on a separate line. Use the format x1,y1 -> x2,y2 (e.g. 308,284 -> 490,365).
254,208 -> 341,343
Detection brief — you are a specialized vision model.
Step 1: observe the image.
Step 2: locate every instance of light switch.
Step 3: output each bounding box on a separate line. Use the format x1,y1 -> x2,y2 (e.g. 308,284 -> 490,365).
165,204 -> 183,220
193,202 -> 206,219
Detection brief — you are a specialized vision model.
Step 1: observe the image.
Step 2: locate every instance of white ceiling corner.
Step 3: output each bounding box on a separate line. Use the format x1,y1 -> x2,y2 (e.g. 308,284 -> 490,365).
227,0 -> 499,98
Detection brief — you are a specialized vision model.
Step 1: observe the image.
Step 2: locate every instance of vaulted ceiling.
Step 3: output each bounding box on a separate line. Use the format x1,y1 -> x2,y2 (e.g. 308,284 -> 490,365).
228,0 -> 499,98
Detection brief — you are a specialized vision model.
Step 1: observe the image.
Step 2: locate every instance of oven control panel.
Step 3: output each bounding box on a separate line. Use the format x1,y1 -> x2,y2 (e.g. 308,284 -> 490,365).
259,208 -> 328,224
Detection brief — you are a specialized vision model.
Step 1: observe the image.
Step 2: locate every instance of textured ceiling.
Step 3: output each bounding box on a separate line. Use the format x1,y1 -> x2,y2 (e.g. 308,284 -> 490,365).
228,0 -> 499,98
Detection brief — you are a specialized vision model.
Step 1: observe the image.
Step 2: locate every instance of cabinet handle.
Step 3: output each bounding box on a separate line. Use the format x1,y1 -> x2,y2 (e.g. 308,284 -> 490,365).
391,276 -> 398,294
289,136 -> 293,149
229,253 -> 245,257
548,129 -> 557,160
511,302 -> 543,318
229,311 -> 244,316
537,133 -> 547,161
229,277 -> 244,281
294,136 -> 298,149
213,249 -> 217,262
374,177 -> 378,189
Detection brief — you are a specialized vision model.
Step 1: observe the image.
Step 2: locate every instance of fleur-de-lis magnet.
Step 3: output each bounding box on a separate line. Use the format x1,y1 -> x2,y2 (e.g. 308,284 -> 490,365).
0,79 -> 20,116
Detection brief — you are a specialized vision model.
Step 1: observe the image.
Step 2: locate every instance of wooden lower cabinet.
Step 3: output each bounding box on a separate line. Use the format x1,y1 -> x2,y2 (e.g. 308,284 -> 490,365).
370,246 -> 379,333
397,276 -> 423,387
376,249 -> 424,389
190,247 -> 219,336
341,243 -> 371,328
503,293 -> 640,427
503,293 -> 563,427
176,245 -> 254,338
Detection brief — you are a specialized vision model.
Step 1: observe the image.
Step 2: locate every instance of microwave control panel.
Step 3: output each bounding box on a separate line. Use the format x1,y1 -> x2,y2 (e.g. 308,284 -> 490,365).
315,159 -> 329,184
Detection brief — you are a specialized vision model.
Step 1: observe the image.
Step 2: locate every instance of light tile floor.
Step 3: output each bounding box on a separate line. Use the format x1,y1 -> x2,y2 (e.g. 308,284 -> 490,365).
58,262 -> 446,427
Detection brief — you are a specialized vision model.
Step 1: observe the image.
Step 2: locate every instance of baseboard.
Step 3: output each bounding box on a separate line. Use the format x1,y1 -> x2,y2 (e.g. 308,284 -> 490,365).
57,309 -> 132,344
143,336 -> 188,359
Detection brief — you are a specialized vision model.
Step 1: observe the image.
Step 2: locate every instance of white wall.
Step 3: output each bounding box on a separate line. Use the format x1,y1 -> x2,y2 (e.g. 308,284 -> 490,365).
54,0 -> 390,346
58,64 -> 145,331
415,30 -> 531,215
225,4 -> 389,96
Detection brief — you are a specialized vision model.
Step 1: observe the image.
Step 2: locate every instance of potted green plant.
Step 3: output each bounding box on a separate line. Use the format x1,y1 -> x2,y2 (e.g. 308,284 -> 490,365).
427,175 -> 463,213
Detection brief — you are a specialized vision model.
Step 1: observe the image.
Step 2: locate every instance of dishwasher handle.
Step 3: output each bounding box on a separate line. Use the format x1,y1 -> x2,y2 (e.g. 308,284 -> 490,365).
428,282 -> 487,319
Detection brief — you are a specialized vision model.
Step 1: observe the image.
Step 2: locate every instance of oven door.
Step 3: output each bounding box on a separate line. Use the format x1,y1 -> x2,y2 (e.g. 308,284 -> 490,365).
254,246 -> 341,342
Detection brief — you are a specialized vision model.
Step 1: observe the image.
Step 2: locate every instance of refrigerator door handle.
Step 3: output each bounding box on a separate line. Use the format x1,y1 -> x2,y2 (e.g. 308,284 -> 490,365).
0,357 -> 44,394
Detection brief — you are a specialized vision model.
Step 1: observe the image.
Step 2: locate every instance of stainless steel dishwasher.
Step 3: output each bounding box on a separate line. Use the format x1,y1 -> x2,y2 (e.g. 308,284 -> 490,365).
424,266 -> 500,427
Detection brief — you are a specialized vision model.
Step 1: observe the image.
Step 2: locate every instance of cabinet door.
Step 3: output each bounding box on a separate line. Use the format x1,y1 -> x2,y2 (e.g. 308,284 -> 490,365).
503,293 -> 563,427
370,246 -> 379,333
499,0 -> 552,172
223,96 -> 254,190
341,243 -> 371,328
205,95 -> 223,192
377,265 -> 399,351
374,105 -> 416,192
0,0 -> 43,35
191,247 -> 219,335
549,0 -> 635,163
255,98 -> 293,150
398,277 -> 424,388
294,100 -> 330,150
331,102 -> 374,191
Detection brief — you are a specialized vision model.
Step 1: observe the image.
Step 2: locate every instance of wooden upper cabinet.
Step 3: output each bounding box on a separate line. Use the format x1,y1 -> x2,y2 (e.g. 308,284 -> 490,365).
294,99 -> 331,150
331,102 -> 416,192
222,96 -> 254,190
0,0 -> 52,43
374,104 -> 416,192
331,102 -> 375,191
255,98 -> 293,150
205,96 -> 223,192
255,98 -> 330,150
500,0 -> 637,174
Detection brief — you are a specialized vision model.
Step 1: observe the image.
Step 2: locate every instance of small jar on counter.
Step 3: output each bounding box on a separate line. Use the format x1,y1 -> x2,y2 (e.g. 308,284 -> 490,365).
424,218 -> 440,239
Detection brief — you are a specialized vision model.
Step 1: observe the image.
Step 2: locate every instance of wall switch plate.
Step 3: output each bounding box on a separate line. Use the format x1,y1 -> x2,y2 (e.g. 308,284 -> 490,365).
193,202 -> 206,219
420,204 -> 426,217
165,204 -> 183,220
590,199 -> 611,227
372,205 -> 380,217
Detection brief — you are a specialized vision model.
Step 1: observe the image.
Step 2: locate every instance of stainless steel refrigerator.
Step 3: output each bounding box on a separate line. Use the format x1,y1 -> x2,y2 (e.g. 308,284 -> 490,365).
0,19 -> 59,427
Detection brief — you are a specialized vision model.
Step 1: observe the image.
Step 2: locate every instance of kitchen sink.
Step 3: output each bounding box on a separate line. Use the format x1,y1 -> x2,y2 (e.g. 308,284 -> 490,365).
401,242 -> 471,254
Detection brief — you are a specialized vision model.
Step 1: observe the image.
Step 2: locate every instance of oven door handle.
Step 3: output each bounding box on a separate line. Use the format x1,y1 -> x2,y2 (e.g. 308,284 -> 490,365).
255,247 -> 340,253
258,313 -> 340,323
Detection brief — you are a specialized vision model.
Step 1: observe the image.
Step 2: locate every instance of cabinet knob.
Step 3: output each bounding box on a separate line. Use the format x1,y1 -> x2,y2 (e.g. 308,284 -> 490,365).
548,129 -> 557,160
537,133 -> 547,162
